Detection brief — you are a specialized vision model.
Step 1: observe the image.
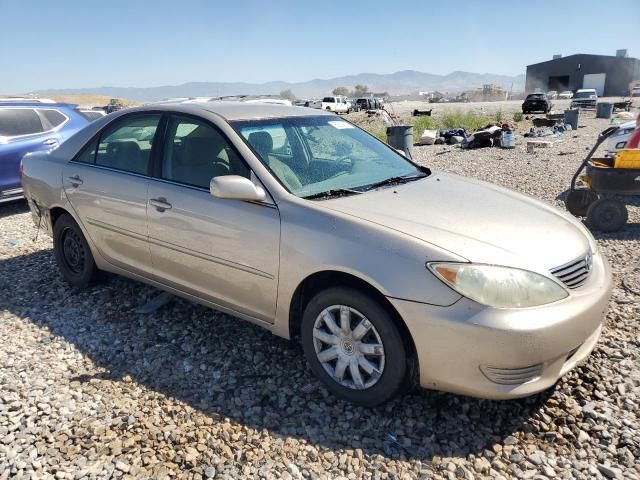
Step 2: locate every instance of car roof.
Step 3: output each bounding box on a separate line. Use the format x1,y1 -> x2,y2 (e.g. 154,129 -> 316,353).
0,101 -> 77,108
134,101 -> 334,121
576,89 -> 596,92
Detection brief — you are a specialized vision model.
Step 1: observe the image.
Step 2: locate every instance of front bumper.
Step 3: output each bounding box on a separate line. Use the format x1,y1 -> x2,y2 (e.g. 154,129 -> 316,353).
571,100 -> 597,109
389,252 -> 611,399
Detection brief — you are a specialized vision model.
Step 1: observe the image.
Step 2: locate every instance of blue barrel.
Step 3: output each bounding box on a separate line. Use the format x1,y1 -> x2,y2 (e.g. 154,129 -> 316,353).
564,109 -> 579,130
386,125 -> 414,159
596,102 -> 614,119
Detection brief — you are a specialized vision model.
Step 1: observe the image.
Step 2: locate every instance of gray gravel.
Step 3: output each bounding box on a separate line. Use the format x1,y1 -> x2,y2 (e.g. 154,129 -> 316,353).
1,108 -> 639,479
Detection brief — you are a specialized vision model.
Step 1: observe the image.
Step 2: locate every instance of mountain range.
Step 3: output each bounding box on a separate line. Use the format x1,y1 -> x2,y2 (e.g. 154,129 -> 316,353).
34,70 -> 525,102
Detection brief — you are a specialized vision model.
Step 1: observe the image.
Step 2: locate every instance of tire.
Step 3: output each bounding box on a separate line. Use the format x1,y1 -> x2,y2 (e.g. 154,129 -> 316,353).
325,106 -> 331,111
301,287 -> 407,406
53,213 -> 100,288
565,189 -> 598,217
586,198 -> 628,233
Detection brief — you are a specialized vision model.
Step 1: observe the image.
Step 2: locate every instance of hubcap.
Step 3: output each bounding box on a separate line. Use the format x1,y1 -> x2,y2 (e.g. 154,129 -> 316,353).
61,228 -> 85,274
312,305 -> 385,390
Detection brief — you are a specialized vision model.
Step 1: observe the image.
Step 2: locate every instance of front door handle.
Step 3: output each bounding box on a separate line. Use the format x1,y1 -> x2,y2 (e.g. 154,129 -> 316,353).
67,175 -> 83,186
43,138 -> 59,148
149,197 -> 172,212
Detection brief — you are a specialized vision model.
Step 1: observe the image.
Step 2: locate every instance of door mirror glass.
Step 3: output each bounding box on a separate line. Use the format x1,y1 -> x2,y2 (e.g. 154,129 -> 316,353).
210,175 -> 266,202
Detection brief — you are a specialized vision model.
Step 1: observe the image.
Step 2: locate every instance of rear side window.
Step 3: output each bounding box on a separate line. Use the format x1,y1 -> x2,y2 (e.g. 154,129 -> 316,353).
95,115 -> 161,175
38,109 -> 67,128
323,97 -> 335,103
0,108 -> 44,136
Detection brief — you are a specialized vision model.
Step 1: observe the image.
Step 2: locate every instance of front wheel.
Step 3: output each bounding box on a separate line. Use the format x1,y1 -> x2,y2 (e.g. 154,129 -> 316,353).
301,287 -> 408,406
53,213 -> 100,288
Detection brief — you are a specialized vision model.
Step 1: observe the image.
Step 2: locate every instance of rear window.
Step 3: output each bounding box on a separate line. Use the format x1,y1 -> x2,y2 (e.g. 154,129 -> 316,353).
0,108 -> 44,136
38,109 -> 67,128
526,94 -> 545,100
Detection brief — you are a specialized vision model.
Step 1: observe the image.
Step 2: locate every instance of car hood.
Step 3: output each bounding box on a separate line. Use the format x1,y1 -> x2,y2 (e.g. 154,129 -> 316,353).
320,172 -> 591,273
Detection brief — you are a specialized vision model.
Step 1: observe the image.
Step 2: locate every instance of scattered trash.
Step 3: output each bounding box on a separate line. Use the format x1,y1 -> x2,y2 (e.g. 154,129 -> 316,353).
532,118 -> 557,128
417,129 -> 437,145
300,382 -> 320,394
133,291 -> 174,314
502,129 -> 515,148
462,124 -> 501,149
615,111 -> 634,120
412,108 -> 432,117
6,239 -> 20,247
527,140 -> 552,153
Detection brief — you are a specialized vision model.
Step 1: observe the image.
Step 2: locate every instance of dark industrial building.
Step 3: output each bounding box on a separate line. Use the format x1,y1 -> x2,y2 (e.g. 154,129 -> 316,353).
525,51 -> 640,97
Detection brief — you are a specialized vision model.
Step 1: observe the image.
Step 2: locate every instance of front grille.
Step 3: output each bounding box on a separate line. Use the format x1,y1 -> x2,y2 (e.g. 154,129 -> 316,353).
480,364 -> 543,385
550,252 -> 593,289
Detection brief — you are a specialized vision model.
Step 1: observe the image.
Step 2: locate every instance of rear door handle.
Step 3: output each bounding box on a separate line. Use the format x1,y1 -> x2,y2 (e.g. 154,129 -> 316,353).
43,138 -> 58,147
149,197 -> 172,211
67,175 -> 83,186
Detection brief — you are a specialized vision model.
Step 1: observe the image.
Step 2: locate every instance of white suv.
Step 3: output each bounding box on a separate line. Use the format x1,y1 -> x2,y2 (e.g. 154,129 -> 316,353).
321,96 -> 351,113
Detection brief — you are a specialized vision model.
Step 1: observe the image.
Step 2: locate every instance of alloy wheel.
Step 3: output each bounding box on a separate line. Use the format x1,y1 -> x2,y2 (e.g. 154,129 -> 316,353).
312,305 -> 385,390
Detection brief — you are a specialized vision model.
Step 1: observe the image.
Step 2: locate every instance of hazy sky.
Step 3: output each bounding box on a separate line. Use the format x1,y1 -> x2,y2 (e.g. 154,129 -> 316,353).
2,0 -> 639,93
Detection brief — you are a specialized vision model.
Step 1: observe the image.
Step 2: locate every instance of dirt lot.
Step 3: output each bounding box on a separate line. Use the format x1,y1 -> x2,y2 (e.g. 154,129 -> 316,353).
0,107 -> 639,479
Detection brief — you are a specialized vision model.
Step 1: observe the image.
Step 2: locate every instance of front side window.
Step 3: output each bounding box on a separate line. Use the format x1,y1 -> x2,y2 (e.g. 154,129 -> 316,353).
234,116 -> 426,197
0,108 -> 44,136
160,115 -> 248,189
95,115 -> 160,175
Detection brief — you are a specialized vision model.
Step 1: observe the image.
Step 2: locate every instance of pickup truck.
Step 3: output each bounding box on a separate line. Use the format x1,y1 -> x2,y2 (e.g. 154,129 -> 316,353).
321,96 -> 351,113
570,89 -> 598,109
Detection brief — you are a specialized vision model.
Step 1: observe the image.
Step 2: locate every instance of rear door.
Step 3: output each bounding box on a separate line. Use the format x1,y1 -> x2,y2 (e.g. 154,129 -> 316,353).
146,114 -> 281,322
63,113 -> 161,276
0,108 -> 53,194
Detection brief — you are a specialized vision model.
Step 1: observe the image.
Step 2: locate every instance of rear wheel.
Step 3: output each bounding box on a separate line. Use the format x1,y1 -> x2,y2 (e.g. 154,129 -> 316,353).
53,213 -> 100,288
586,198 -> 628,232
565,189 -> 598,217
301,287 -> 407,406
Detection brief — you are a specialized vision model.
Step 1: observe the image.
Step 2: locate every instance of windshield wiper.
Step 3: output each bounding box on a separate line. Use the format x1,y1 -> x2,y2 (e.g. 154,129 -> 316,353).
362,173 -> 427,191
302,188 -> 364,200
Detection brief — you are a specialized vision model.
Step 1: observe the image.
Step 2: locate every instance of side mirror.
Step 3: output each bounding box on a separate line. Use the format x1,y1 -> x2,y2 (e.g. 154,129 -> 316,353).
210,175 -> 266,202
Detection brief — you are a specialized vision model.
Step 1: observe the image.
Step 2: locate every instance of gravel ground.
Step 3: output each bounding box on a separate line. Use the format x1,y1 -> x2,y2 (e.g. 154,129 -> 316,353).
1,108 -> 639,479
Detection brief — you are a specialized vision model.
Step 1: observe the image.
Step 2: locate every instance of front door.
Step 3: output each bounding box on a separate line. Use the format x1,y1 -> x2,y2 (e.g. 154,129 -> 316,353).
63,114 -> 162,276
146,114 -> 280,322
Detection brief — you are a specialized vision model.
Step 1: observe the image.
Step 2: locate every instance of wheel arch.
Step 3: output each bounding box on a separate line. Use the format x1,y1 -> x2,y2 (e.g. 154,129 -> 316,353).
288,270 -> 419,382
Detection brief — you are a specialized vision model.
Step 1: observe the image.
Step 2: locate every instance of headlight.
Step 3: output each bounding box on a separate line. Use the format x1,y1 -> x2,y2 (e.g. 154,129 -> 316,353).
427,263 -> 568,308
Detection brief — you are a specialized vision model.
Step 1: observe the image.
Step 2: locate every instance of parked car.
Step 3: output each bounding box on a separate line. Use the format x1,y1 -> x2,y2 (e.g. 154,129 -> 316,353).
77,109 -> 107,121
558,91 -> 574,99
321,96 -> 351,113
571,89 -> 598,109
356,97 -> 382,110
0,102 -> 90,202
606,120 -> 637,154
21,102 -> 611,406
0,97 -> 56,104
630,86 -> 640,98
522,93 -> 552,113
546,90 -> 558,99
304,99 -> 322,109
